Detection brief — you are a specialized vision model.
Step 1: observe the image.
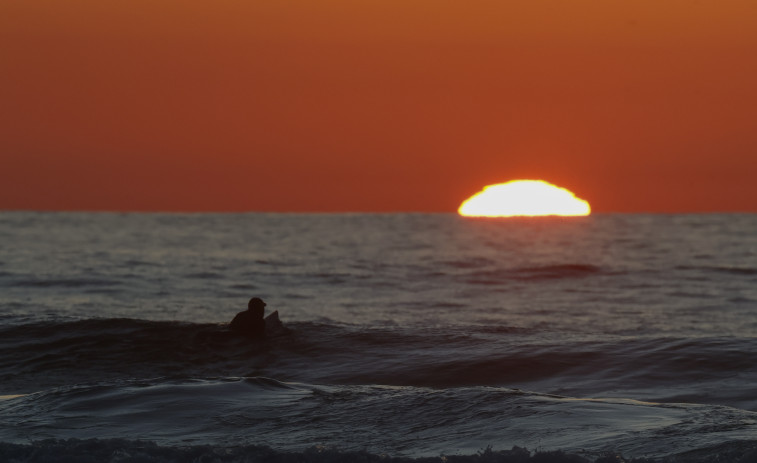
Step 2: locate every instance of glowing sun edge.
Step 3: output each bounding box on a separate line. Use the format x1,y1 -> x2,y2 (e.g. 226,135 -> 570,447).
458,180 -> 591,217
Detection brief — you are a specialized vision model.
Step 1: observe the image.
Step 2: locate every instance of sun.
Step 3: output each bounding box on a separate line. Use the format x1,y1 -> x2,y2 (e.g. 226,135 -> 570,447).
458,180 -> 591,217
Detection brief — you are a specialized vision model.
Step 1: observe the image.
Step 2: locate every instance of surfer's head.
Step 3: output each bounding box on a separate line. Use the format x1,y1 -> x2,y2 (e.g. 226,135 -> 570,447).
248,297 -> 266,318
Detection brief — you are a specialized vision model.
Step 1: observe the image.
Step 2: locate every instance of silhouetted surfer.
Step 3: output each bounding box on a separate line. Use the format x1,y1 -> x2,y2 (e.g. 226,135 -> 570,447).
230,297 -> 266,339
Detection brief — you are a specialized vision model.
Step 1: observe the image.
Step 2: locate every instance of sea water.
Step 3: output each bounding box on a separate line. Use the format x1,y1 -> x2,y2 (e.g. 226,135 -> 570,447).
1,212 -> 756,462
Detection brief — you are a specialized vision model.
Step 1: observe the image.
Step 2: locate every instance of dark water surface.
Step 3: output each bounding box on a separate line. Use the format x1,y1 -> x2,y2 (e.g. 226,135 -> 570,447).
1,213 -> 756,462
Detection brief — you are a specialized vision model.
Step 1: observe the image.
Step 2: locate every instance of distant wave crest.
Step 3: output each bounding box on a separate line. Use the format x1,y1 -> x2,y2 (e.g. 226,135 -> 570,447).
468,263 -> 603,284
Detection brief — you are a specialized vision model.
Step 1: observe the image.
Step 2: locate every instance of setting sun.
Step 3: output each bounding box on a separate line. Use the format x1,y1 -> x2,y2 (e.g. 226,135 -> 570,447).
458,180 -> 591,217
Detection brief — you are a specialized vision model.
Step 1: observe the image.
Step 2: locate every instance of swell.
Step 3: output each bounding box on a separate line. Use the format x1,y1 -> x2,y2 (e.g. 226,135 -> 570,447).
0,319 -> 266,393
3,379 -> 757,460
3,318 -> 757,411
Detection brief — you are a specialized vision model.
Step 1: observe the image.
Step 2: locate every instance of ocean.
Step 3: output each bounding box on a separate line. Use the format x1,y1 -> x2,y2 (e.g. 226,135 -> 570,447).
1,212 -> 756,462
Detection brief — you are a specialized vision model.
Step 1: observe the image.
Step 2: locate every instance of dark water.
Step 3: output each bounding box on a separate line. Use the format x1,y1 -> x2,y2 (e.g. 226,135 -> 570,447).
1,213 -> 756,462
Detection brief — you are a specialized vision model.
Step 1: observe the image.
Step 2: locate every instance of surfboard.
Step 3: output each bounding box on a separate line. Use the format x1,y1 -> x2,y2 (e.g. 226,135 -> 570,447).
264,310 -> 288,337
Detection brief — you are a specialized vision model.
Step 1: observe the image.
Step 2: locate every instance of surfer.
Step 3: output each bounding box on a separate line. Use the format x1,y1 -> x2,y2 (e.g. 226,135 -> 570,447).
230,297 -> 267,339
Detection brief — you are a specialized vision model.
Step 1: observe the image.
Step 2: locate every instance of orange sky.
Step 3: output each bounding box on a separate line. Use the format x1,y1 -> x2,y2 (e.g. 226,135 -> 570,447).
2,0 -> 757,212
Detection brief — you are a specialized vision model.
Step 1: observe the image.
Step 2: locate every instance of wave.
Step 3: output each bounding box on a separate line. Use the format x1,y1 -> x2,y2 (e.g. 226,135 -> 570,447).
3,378 -> 757,461
4,381 -> 757,463
3,318 -> 757,411
0,318 -> 265,394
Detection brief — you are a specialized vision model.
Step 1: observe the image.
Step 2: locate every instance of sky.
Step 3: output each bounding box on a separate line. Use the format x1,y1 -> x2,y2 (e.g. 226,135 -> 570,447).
2,0 -> 757,213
